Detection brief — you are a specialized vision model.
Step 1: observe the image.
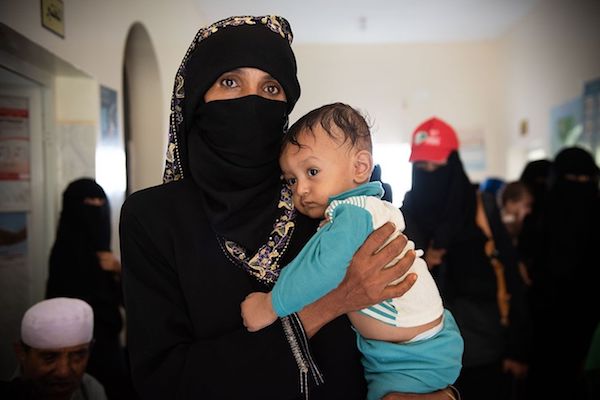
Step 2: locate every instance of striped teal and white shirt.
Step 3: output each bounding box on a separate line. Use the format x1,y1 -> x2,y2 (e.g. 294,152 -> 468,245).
272,181 -> 443,328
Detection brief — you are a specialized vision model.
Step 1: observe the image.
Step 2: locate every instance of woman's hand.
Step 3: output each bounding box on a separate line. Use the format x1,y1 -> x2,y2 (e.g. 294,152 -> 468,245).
97,251 -> 122,273
425,244 -> 446,269
336,226 -> 417,313
298,222 -> 417,337
503,358 -> 528,379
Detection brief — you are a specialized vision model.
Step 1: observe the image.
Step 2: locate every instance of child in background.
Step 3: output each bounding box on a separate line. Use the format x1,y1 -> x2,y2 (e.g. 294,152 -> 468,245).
241,103 -> 463,400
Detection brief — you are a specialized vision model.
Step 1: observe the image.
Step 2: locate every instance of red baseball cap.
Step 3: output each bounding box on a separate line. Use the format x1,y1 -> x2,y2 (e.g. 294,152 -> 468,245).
408,117 -> 459,163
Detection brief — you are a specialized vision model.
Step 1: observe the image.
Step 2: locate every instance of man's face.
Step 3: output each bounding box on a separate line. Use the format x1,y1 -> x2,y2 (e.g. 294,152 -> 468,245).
16,342 -> 91,399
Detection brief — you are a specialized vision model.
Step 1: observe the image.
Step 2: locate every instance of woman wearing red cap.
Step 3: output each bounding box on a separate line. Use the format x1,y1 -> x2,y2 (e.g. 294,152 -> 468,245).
401,117 -> 531,400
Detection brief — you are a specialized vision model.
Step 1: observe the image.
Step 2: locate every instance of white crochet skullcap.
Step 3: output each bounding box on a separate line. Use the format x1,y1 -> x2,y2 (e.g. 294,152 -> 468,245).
21,297 -> 93,349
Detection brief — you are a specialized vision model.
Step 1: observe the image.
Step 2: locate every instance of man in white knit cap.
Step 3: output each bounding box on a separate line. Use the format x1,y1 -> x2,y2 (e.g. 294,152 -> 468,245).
0,297 -> 107,400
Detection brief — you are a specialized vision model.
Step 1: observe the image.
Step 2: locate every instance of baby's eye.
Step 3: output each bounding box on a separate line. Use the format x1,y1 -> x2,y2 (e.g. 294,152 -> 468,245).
286,177 -> 297,186
307,168 -> 319,177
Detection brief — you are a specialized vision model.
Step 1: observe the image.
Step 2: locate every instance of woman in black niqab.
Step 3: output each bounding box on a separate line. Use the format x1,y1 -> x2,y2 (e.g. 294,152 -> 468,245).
47,178 -> 116,310
401,151 -> 475,253
517,158 -> 552,273
528,146 -> 600,399
46,178 -> 132,400
519,159 -> 551,205
402,126 -> 531,399
120,15 -> 437,400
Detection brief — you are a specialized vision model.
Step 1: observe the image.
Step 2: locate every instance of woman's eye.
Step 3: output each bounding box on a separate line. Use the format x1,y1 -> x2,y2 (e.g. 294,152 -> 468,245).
264,83 -> 281,95
221,78 -> 238,88
308,168 -> 319,177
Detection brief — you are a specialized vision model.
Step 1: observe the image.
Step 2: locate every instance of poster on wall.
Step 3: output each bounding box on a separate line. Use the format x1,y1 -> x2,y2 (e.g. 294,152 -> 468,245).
459,127 -> 486,173
550,97 -> 583,156
0,96 -> 30,212
100,85 -> 119,146
97,85 -> 126,194
583,77 -> 600,162
549,78 -> 600,159
97,85 -> 127,255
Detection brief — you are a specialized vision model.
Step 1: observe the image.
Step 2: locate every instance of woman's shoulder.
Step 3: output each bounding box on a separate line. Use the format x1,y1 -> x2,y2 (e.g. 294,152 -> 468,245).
121,179 -> 203,220
124,179 -> 200,207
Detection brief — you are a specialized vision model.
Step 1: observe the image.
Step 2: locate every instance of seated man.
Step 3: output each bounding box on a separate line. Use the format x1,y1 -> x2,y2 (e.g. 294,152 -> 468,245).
0,297 -> 107,400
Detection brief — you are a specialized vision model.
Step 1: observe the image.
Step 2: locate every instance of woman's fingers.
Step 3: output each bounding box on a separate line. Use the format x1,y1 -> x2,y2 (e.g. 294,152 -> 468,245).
379,249 -> 417,299
382,272 -> 417,300
379,248 -> 416,283
374,233 -> 409,266
357,222 -> 399,258
339,226 -> 417,311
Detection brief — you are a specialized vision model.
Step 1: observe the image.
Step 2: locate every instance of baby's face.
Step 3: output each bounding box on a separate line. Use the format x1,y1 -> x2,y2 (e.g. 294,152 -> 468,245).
505,194 -> 533,223
280,125 -> 358,219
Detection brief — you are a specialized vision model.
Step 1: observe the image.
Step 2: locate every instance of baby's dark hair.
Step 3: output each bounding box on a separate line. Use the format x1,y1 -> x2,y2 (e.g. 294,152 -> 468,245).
499,181 -> 531,207
283,102 -> 372,153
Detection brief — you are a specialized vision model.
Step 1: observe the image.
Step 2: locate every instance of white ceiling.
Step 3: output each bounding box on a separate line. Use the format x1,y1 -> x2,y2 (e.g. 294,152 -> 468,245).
194,0 -> 540,44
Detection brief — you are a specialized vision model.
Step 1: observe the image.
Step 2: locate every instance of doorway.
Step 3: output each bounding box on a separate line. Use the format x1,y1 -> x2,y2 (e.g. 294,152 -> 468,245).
0,66 -> 46,379
123,22 -> 164,195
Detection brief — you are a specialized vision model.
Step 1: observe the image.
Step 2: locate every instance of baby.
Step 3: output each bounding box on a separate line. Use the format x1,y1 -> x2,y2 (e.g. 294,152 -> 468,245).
241,102 -> 463,399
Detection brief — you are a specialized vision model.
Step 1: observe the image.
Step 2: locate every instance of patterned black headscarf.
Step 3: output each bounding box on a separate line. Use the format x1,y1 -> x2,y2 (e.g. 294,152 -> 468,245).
162,16 -> 300,254
163,15 -> 299,182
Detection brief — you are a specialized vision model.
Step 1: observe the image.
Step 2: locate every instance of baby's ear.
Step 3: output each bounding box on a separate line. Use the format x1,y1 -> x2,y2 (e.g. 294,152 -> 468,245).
353,150 -> 373,184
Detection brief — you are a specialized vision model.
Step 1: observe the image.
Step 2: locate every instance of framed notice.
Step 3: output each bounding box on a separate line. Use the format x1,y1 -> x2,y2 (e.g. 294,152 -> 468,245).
583,77 -> 600,162
0,96 -> 30,212
550,97 -> 583,155
100,85 -> 119,145
41,0 -> 64,38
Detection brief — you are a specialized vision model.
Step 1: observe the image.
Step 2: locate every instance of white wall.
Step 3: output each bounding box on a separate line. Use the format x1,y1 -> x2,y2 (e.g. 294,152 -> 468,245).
0,0 -> 202,133
292,0 -> 599,186
55,76 -> 98,192
0,0 -> 205,247
293,41 -> 504,184
0,1 -> 206,326
1,0 -> 598,223
500,0 -> 600,178
124,23 -> 165,193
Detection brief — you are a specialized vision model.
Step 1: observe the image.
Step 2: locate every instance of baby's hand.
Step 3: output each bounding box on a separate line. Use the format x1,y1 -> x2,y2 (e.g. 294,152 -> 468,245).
241,292 -> 277,332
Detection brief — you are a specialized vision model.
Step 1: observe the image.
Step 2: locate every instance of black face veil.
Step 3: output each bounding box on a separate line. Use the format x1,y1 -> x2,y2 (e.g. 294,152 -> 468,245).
56,178 -> 111,252
402,151 -> 475,250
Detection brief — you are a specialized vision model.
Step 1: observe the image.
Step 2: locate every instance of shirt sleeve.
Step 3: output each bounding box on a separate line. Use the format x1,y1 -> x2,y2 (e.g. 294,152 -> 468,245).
271,203 -> 374,317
